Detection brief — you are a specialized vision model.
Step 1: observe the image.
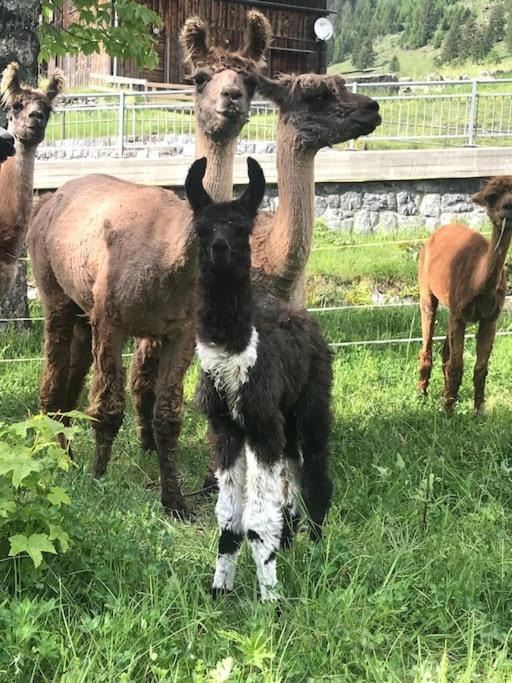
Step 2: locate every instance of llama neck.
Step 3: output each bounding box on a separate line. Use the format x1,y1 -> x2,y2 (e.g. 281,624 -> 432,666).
196,269 -> 254,353
261,118 -> 316,300
195,126 -> 237,201
0,139 -> 36,259
477,217 -> 512,294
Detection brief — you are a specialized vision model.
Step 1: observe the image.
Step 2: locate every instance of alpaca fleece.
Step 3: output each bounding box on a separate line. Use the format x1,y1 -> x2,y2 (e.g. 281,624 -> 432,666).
187,156 -> 333,600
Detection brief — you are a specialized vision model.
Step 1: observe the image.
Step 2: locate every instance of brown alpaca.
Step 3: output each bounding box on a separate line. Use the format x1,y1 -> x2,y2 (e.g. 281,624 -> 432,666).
418,176 -> 512,414
28,12 -> 271,518
0,63 -> 64,300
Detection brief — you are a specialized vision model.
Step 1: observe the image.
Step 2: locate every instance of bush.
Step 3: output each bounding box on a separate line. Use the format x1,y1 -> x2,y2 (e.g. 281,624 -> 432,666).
0,414 -> 83,573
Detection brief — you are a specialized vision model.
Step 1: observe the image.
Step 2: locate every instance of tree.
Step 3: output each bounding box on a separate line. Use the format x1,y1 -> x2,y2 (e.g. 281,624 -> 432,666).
439,21 -> 463,63
486,2 -> 506,45
389,54 -> 400,73
353,35 -> 376,70
40,1 -> 162,69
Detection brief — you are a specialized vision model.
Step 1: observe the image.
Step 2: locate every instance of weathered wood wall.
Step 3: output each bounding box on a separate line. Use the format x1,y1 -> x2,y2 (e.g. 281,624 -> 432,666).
51,0 -> 330,87
126,0 -> 328,83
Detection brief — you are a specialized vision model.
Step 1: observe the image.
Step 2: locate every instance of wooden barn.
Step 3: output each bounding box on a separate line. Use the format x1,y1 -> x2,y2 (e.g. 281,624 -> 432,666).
49,0 -> 331,89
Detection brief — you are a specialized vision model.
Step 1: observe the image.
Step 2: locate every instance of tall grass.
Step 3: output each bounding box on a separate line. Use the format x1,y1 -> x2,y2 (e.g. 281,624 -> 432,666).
1,227 -> 512,680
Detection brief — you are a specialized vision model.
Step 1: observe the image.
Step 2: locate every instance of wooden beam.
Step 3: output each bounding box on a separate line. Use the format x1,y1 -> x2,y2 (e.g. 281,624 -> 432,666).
222,0 -> 334,17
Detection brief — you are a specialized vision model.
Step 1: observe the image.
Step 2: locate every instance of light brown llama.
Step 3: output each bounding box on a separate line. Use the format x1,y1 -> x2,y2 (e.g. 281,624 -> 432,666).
28,12 -> 272,518
0,63 -> 63,299
418,176 -> 512,414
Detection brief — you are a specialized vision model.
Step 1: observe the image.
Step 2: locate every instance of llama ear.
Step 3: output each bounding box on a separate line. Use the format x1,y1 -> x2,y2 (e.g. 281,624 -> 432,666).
471,190 -> 489,207
185,157 -> 212,212
45,69 -> 65,102
1,62 -> 22,106
180,16 -> 209,65
255,73 -> 289,108
472,184 -> 499,208
239,157 -> 265,218
241,11 -> 272,65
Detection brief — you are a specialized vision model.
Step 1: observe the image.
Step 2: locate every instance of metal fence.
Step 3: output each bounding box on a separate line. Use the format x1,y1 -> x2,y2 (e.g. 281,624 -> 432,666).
39,78 -> 512,158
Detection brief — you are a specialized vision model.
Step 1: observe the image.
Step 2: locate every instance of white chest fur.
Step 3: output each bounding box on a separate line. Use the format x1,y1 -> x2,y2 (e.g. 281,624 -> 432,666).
197,327 -> 259,422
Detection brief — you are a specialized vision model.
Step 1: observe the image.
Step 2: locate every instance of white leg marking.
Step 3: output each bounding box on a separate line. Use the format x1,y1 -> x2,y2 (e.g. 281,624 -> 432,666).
244,446 -> 284,601
212,456 -> 246,592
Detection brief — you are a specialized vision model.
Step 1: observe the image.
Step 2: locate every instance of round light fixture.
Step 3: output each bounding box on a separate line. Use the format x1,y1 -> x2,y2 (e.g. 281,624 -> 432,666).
314,17 -> 334,41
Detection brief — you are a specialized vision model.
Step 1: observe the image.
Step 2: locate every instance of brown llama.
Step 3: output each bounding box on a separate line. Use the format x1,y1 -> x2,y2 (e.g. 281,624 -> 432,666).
0,63 -> 63,300
418,176 -> 512,414
28,12 -> 272,518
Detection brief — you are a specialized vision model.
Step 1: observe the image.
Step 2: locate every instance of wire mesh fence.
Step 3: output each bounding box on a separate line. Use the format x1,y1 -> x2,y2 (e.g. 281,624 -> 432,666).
38,78 -> 512,158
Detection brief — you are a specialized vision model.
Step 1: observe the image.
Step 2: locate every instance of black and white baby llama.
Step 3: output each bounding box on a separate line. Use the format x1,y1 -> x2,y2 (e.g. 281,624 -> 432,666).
186,156 -> 333,601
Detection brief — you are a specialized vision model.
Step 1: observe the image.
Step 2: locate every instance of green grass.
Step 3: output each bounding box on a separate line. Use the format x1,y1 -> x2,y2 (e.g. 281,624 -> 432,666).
3,226 -> 512,680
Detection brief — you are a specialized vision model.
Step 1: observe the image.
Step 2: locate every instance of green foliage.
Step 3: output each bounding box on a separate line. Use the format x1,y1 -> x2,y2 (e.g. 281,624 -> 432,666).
388,53 -> 400,72
353,35 -> 377,70
0,414 -> 81,570
39,1 -> 163,69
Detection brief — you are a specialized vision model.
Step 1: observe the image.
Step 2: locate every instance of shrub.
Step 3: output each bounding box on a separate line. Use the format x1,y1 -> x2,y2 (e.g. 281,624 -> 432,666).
0,413 -> 83,572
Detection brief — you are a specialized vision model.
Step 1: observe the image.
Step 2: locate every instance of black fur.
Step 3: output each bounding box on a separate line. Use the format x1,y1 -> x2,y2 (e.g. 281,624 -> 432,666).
186,157 -> 333,595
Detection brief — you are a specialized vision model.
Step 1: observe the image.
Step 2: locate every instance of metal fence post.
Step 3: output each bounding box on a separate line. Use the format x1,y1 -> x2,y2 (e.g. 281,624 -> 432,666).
118,90 -> 125,157
467,79 -> 478,147
349,81 -> 358,150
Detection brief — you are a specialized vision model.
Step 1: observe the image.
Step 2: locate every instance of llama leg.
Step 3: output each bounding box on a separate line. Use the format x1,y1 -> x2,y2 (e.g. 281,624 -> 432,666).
87,318 -> 125,478
296,357 -> 333,542
443,317 -> 465,415
40,300 -> 76,431
152,328 -> 195,517
418,294 -> 438,395
281,415 -> 302,549
64,317 -> 92,411
130,338 -> 161,452
473,319 -> 497,414
244,434 -> 284,601
441,334 -> 450,381
200,426 -> 220,494
210,418 -> 246,595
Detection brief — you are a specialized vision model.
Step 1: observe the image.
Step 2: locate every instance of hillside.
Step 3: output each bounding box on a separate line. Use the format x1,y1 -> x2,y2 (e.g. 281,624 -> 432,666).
328,0 -> 512,79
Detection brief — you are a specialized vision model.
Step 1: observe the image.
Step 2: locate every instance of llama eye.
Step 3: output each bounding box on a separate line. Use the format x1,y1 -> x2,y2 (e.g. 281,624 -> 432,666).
193,71 -> 211,90
11,102 -> 23,113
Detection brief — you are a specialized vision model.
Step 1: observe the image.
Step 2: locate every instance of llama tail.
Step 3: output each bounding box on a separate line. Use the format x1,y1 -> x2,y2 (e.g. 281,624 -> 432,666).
297,344 -> 334,541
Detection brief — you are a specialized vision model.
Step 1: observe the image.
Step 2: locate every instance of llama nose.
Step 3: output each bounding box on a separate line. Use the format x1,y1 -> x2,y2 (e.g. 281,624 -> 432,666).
222,86 -> 243,102
211,237 -> 230,256
503,201 -> 512,211
365,98 -> 380,113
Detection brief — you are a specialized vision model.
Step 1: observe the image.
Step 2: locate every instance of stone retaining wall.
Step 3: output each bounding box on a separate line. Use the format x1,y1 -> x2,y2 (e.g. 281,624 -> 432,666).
260,177 -> 489,234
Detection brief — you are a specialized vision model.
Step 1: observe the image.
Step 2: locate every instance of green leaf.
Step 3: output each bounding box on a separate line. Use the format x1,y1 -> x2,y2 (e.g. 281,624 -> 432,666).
0,496 -> 16,518
9,533 -> 57,568
0,447 -> 42,488
48,524 -> 70,553
47,486 -> 71,508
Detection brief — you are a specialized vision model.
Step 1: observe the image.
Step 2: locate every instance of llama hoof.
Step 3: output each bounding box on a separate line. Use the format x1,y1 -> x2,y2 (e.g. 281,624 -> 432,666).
200,474 -> 218,496
163,503 -> 196,522
211,586 -> 233,599
474,403 -> 486,418
139,429 -> 156,453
